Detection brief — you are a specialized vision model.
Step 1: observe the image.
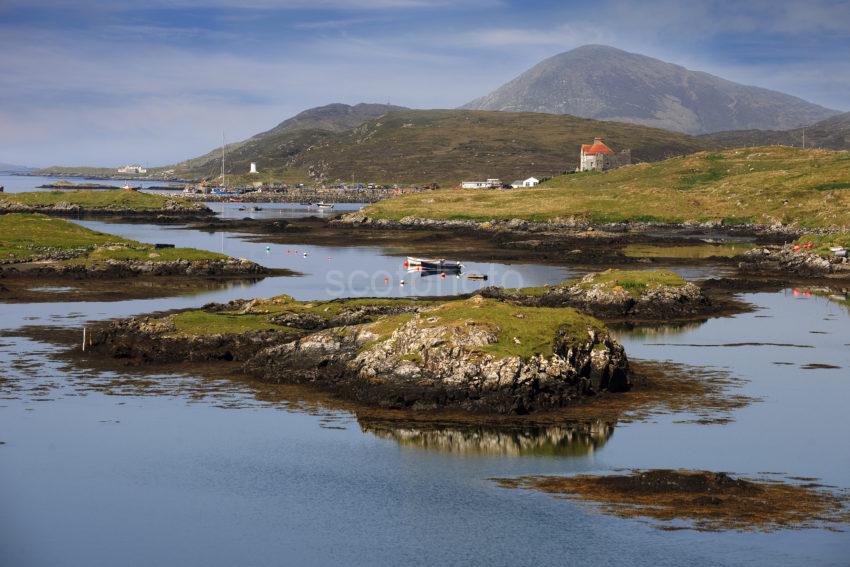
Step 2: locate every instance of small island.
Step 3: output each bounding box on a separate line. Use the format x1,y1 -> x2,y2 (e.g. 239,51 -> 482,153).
482,269 -> 715,320
91,294 -> 630,414
37,179 -> 129,190
0,214 -> 277,301
0,189 -> 212,218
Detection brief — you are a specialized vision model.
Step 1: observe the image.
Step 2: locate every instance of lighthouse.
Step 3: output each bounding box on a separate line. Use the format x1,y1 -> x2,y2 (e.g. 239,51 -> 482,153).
249,162 -> 258,174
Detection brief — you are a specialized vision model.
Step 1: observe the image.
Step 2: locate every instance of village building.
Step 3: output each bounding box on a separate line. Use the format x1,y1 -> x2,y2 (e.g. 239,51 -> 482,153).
511,177 -> 540,188
117,164 -> 147,174
461,178 -> 502,189
577,138 -> 631,172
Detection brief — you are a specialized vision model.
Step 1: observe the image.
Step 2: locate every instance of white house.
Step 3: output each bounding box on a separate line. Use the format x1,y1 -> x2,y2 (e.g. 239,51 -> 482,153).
510,177 -> 540,188
250,162 -> 258,174
117,164 -> 147,174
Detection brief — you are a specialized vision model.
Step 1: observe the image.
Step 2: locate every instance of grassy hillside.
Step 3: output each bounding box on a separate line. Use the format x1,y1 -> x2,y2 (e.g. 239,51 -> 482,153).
0,190 -> 202,211
170,103 -> 403,180
703,112 -> 850,151
364,146 -> 850,229
173,109 -> 713,185
0,213 -> 225,263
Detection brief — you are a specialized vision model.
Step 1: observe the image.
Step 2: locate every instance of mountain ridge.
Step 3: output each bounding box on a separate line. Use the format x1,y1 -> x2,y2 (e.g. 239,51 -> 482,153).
462,45 -> 839,135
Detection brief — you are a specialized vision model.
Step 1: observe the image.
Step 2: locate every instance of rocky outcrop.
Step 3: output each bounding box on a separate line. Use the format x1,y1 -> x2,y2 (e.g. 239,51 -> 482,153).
93,316 -> 290,363
739,246 -> 850,277
92,297 -> 631,414
246,308 -> 629,414
482,276 -> 710,320
336,211 -> 801,239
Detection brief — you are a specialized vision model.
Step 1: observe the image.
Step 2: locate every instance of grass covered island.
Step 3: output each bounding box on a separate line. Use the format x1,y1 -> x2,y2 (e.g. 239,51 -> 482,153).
0,189 -> 212,217
482,269 -> 716,320
0,213 -> 270,280
92,295 -> 630,413
361,147 -> 850,229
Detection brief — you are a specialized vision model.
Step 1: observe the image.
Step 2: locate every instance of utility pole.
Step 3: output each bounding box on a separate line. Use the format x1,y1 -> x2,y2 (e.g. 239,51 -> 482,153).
802,127 -> 806,149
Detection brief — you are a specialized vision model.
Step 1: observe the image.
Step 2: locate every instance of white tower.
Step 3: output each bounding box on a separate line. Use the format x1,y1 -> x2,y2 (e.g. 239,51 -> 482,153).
250,162 -> 258,174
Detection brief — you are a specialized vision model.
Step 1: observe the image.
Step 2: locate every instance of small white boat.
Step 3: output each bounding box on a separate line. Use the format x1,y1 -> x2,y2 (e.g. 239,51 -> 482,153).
405,256 -> 463,271
314,201 -> 334,210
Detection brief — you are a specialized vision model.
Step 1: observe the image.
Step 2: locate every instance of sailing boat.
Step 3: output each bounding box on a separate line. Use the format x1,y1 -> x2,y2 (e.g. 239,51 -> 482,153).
212,132 -> 236,195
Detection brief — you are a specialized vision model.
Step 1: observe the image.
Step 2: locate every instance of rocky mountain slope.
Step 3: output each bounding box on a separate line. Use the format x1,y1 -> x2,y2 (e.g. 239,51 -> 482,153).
462,45 -> 838,135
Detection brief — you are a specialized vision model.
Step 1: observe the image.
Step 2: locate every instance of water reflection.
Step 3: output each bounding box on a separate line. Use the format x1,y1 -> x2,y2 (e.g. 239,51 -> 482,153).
360,419 -> 614,457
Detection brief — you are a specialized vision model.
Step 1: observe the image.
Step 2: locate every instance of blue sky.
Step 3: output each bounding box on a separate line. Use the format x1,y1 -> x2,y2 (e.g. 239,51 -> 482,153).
1,0 -> 848,167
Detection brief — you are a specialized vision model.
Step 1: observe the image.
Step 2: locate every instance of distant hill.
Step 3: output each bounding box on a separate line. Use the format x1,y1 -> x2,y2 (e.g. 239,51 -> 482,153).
462,45 -> 839,135
0,162 -> 34,174
171,103 -> 407,178
702,112 -> 850,150
172,107 -> 713,184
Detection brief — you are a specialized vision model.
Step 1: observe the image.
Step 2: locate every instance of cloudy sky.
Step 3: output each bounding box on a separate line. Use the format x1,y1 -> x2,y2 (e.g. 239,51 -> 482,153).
1,0 -> 848,167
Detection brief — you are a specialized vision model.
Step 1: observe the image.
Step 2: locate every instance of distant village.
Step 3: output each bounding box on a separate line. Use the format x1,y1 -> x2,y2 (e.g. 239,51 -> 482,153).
117,136 -> 631,197
459,137 -> 630,190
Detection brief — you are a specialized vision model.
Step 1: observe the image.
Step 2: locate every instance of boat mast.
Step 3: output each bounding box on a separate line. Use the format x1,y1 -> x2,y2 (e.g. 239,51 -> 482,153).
221,131 -> 226,189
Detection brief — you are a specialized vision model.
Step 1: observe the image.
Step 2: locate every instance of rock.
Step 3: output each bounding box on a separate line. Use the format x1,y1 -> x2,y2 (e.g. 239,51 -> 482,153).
247,308 -> 629,414
739,245 -> 838,277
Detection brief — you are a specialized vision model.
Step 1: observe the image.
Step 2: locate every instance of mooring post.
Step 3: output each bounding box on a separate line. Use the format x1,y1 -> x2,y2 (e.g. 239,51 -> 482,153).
82,327 -> 86,352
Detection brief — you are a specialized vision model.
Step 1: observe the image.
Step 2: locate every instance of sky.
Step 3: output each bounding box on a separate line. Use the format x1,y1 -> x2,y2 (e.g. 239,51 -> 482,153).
1,0 -> 849,168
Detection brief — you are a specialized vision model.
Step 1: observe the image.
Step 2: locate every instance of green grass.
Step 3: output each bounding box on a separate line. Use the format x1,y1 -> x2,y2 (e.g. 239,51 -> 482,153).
794,233 -> 850,255
169,311 -> 288,336
577,269 -> 687,298
504,270 -> 688,300
814,181 -> 850,191
165,297 -> 427,338
364,146 -> 850,229
0,213 -> 228,264
414,297 -> 604,360
623,243 -> 755,259
0,189 -> 200,211
157,296 -> 609,361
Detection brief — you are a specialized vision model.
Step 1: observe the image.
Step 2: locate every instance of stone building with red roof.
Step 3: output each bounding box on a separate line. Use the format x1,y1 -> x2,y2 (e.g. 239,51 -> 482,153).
578,137 -> 631,172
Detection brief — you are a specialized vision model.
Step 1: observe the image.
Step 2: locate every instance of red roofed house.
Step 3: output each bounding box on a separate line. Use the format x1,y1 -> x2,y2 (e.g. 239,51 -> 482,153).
578,137 -> 631,172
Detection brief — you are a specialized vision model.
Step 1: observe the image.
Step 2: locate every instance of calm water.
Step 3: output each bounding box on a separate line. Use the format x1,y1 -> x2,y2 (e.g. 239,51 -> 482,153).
0,173 -> 170,193
0,174 -> 365,220
1,193 -> 849,565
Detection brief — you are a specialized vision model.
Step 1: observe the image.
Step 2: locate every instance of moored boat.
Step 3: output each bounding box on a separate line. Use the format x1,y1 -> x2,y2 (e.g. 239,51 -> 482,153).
405,256 -> 463,271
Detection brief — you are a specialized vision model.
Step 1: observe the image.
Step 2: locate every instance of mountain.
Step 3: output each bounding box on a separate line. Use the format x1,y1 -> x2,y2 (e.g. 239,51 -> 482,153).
0,162 -> 34,173
171,103 -> 406,177
462,45 -> 839,135
702,111 -> 850,150
173,107 -> 715,184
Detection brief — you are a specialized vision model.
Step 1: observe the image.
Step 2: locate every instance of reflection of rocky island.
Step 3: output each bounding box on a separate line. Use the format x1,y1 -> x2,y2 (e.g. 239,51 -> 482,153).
360,419 -> 614,456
